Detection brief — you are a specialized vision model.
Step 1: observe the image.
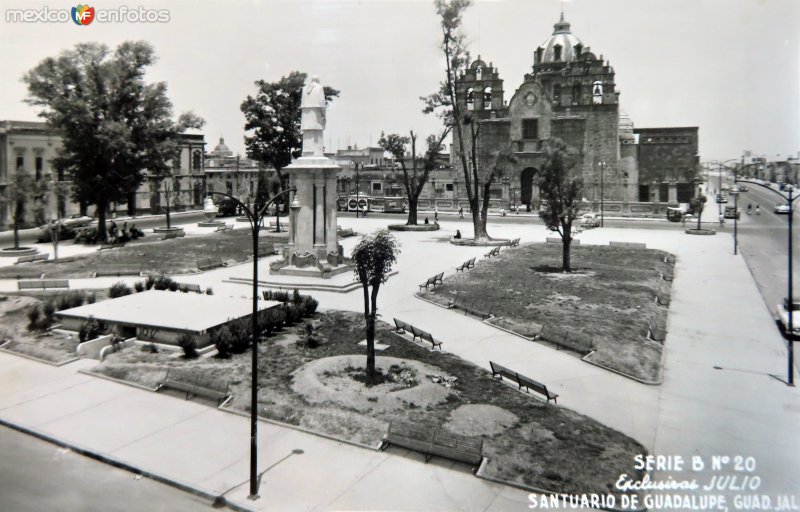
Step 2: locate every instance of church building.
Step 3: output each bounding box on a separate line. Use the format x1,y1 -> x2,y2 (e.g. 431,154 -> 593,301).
454,14 -> 700,215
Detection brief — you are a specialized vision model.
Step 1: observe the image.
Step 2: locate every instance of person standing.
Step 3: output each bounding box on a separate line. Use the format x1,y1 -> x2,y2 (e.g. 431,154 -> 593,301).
434,207 -> 439,223
458,207 -> 464,219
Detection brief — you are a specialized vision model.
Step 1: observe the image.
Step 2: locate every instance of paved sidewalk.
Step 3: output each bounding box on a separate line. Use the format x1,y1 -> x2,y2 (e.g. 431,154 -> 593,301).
1,210 -> 799,510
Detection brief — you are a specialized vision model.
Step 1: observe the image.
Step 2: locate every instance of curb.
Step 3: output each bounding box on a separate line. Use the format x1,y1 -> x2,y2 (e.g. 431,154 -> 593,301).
0,346 -> 82,367
0,417 -> 254,512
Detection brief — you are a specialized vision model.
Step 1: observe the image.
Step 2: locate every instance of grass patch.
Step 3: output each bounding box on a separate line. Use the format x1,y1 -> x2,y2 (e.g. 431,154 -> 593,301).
423,242 -> 672,382
0,230 -> 286,279
91,310 -> 645,497
0,295 -> 82,363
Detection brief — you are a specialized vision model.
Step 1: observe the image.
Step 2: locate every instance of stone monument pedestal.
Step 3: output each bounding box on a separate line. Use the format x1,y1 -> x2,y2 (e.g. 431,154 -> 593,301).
269,156 -> 353,279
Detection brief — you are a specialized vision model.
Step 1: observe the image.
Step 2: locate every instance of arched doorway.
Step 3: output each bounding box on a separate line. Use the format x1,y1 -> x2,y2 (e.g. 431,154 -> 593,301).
520,167 -> 539,212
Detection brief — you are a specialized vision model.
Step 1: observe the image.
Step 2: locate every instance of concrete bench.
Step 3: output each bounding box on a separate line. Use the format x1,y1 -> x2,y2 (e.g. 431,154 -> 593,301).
380,420 -> 483,472
15,253 -> 50,264
162,231 -> 186,240
177,283 -> 203,293
158,369 -> 230,405
18,279 -> 69,290
610,241 -> 647,249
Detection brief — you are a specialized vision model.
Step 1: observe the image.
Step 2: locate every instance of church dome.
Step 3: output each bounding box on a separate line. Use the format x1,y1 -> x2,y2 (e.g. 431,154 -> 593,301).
211,137 -> 233,158
470,57 -> 488,70
539,13 -> 583,64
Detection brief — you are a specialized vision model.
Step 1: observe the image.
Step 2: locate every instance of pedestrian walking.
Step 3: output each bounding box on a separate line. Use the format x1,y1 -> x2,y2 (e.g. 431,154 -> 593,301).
458,207 -> 464,219
434,207 -> 439,222
719,213 -> 725,227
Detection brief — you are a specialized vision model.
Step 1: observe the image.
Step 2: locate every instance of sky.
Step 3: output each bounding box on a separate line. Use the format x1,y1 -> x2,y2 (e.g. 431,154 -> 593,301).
1,0 -> 798,163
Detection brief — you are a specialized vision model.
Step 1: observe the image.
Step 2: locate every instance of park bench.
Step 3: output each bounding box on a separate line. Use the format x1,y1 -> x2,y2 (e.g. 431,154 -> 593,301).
17,279 -> 69,291
95,270 -> 141,277
177,283 -> 203,294
215,223 -> 234,232
197,257 -> 224,271
484,246 -> 501,258
655,294 -> 671,307
648,320 -> 667,342
393,318 -> 442,350
455,258 -> 474,272
98,241 -> 125,251
539,325 -> 594,355
510,238 -> 520,247
158,368 -> 230,405
489,361 -> 559,404
15,253 -> 49,264
410,325 -> 442,350
661,271 -> 674,282
418,272 -> 444,290
380,420 -> 483,472
664,255 -> 677,264
453,298 -> 494,320
162,231 -> 186,241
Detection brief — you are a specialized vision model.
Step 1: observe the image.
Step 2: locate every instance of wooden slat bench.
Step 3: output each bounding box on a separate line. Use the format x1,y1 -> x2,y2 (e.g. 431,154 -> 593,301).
418,276 -> 436,290
489,361 -> 518,382
410,326 -> 442,350
490,361 -> 559,404
454,299 -> 494,320
455,257 -> 476,272
393,318 -> 442,350
15,253 -> 49,264
432,272 -> 444,285
380,420 -> 483,472
197,257 -> 224,271
158,369 -> 230,405
484,246 -> 500,257
18,279 -> 69,290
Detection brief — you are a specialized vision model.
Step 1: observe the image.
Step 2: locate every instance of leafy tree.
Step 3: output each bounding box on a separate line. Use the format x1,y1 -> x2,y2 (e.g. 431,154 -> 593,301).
689,193 -> 707,231
3,172 -> 46,249
423,0 -> 497,240
351,231 -> 400,382
241,72 -> 339,211
23,41 -> 203,241
378,130 -> 450,225
538,138 -> 586,273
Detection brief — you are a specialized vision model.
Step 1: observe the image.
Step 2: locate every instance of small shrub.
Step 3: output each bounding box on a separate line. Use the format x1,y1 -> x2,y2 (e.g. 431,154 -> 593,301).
56,291 -> 86,311
109,281 -> 133,299
177,333 -> 198,359
205,287 -> 214,295
145,275 -> 156,290
212,325 -> 234,359
301,295 -> 318,316
292,289 -> 301,303
168,281 -> 179,292
228,318 -> 251,354
87,293 -> 96,304
27,305 -> 42,331
134,281 -> 145,293
78,316 -> 101,342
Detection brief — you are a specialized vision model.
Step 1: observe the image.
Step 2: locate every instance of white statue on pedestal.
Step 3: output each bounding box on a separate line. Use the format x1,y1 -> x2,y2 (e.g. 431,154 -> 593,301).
301,76 -> 326,156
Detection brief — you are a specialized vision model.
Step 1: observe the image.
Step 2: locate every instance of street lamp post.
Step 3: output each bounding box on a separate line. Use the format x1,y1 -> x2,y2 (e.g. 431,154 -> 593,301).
205,187 -> 296,499
736,178 -> 799,386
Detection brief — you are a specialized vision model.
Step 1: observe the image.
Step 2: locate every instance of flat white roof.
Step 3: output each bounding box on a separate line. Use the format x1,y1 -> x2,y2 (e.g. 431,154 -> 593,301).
57,290 -> 281,333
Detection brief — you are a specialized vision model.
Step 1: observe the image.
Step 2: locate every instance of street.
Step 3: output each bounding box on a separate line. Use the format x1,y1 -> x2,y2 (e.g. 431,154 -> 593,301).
0,426 -> 213,512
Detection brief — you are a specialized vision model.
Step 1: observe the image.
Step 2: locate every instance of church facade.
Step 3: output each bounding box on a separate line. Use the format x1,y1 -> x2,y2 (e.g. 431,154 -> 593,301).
454,14 -> 700,215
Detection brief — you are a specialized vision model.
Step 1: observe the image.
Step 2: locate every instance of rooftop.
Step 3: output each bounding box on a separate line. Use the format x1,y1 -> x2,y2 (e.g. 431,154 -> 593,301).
56,290 -> 281,333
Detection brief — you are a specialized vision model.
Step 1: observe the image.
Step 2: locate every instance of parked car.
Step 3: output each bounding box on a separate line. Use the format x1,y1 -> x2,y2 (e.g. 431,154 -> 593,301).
383,198 -> 406,214
737,184 -> 748,192
774,203 -> 791,214
776,298 -> 800,337
580,212 -> 601,228
716,194 -> 728,204
666,207 -> 686,222
724,206 -> 741,219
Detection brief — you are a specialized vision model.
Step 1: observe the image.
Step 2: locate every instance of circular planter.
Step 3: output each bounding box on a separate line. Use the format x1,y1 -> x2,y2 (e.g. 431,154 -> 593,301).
0,247 -> 39,257
450,238 -> 510,247
684,228 -> 716,236
152,226 -> 185,234
387,224 -> 440,232
197,220 -> 224,227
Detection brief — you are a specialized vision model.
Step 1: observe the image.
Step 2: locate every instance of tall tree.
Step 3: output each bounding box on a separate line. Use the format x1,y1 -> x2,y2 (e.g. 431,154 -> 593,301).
351,231 -> 400,382
423,0 -> 498,241
538,138 -> 586,273
23,41 -> 203,241
378,130 -> 450,225
241,72 -> 339,211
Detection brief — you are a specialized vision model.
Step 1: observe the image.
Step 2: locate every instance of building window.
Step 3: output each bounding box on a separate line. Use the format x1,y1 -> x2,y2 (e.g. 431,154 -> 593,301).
445,183 -> 454,192
592,81 -> 603,104
522,119 -> 538,140
173,150 -> 182,170
572,83 -> 582,104
226,181 -> 233,195
553,44 -> 562,61
466,88 -> 474,111
639,185 -> 649,202
35,157 -> 43,181
192,150 -> 202,171
483,87 -> 492,109
553,84 -> 561,105
16,156 -> 24,172
574,43 -> 582,59
475,67 -> 482,81
371,181 -> 383,193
